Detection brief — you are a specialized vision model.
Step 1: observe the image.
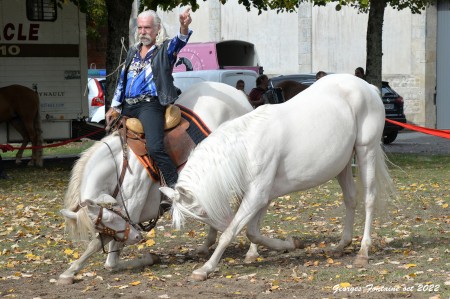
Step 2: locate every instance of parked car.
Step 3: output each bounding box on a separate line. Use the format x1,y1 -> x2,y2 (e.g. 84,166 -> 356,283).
87,69 -> 106,123
381,81 -> 407,144
268,73 -> 407,144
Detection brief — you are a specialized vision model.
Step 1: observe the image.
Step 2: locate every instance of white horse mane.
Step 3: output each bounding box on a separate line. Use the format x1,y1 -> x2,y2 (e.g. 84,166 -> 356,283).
172,108 -> 270,230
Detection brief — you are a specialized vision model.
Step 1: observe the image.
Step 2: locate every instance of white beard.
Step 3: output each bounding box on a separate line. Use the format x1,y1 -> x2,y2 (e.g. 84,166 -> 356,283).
139,34 -> 153,46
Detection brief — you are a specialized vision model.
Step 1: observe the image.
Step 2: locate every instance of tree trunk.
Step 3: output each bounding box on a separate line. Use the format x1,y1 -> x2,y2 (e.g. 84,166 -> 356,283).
105,0 -> 134,107
365,0 -> 386,89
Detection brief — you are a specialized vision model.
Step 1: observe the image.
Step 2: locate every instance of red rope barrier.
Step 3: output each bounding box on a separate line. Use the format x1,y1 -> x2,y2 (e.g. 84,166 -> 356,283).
0,128 -> 105,152
2,120 -> 448,153
386,119 -> 450,139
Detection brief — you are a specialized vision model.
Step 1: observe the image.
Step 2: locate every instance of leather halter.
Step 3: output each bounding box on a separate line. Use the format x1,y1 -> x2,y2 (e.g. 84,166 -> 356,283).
94,207 -> 130,242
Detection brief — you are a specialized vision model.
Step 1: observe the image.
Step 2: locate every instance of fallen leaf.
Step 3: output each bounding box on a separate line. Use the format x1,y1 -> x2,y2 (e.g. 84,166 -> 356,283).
64,248 -> 73,255
401,263 -> 417,269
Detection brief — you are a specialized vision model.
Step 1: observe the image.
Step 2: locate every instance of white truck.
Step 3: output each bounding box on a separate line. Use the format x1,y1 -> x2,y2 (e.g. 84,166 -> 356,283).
0,0 -> 88,143
173,69 -> 257,95
172,40 -> 262,95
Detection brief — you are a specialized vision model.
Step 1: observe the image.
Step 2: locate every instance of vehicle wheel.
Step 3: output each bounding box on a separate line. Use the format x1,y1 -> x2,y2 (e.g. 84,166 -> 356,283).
383,131 -> 398,144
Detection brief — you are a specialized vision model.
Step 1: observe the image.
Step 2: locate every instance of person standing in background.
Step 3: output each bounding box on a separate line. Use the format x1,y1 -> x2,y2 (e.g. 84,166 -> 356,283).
248,74 -> 269,108
355,67 -> 366,80
235,79 -> 248,97
315,71 -> 327,80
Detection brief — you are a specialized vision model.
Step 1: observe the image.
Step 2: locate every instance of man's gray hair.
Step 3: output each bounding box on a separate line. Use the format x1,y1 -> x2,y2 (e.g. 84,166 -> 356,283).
138,10 -> 161,27
136,9 -> 169,46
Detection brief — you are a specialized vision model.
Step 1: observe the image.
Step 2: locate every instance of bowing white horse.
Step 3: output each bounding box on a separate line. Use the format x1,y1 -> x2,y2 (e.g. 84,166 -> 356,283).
161,74 -> 396,281
58,82 -> 256,285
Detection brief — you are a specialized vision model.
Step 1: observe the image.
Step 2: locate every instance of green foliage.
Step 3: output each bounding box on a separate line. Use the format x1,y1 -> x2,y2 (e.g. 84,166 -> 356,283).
58,0 -> 88,13
140,0 -> 200,12
86,0 -> 107,39
317,0 -> 434,14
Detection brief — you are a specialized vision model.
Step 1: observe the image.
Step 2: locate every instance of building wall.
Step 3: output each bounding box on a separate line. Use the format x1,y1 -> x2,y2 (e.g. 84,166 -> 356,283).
158,0 -> 437,127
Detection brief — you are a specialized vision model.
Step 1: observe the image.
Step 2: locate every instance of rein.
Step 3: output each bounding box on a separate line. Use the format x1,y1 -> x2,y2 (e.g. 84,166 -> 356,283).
107,118 -> 161,232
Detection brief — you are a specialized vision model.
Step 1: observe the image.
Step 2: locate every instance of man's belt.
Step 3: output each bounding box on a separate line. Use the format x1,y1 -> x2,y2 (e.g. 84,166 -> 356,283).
125,95 -> 158,105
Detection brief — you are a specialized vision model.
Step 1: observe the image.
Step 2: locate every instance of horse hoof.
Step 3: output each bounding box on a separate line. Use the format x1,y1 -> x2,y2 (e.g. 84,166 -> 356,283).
190,271 -> 207,281
244,254 -> 259,264
105,265 -> 117,271
196,247 -> 209,257
325,249 -> 344,258
57,276 -> 74,285
148,253 -> 161,264
290,237 -> 305,249
353,256 -> 369,268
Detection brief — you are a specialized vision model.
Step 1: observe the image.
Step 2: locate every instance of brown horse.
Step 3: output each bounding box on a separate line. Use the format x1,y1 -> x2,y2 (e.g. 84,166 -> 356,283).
262,80 -> 310,104
276,80 -> 309,101
0,85 -> 43,166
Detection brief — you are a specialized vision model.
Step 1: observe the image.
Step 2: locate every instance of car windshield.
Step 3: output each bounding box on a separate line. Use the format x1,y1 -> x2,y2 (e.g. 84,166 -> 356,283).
270,74 -> 316,87
381,85 -> 398,97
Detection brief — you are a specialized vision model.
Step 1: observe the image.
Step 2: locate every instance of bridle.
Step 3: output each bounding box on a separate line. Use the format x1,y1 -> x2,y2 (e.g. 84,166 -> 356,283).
93,134 -> 161,253
93,203 -> 147,254
94,207 -> 131,243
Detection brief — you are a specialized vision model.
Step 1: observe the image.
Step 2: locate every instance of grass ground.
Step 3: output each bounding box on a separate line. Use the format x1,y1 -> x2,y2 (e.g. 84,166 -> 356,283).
0,145 -> 448,298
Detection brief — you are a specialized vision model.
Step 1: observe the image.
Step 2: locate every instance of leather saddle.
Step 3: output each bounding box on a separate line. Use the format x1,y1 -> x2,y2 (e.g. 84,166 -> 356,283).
116,105 -> 196,181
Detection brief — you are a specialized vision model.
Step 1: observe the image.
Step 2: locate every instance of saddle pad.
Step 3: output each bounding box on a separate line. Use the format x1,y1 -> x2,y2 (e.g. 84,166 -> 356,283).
176,104 -> 211,144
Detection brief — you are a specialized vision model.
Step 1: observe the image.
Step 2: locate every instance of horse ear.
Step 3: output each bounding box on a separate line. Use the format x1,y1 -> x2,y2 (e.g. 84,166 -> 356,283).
80,199 -> 100,208
60,209 -> 77,219
159,187 -> 176,199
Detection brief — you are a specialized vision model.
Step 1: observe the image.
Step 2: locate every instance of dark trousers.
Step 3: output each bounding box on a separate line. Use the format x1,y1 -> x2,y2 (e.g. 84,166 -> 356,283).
122,100 -> 178,187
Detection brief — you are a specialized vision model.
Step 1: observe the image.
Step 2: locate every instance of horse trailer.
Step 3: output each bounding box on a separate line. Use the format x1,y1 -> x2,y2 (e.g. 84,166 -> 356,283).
0,0 -> 88,143
173,40 -> 263,75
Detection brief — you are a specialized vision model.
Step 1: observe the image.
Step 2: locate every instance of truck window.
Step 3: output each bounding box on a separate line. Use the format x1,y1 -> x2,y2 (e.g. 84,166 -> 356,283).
26,0 -> 57,22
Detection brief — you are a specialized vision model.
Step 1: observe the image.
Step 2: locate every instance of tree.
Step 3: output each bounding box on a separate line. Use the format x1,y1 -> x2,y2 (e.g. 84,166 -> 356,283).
328,0 -> 435,88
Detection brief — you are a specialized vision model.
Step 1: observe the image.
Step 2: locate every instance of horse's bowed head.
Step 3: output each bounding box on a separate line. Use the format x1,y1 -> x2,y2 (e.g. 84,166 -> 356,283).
61,199 -> 143,246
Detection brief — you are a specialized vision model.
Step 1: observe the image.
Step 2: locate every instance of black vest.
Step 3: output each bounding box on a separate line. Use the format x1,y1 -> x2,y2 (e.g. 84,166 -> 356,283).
123,40 -> 179,106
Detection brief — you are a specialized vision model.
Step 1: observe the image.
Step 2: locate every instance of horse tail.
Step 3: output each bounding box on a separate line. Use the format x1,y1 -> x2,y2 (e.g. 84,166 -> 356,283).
357,144 -> 395,214
376,145 -> 396,206
32,91 -> 44,165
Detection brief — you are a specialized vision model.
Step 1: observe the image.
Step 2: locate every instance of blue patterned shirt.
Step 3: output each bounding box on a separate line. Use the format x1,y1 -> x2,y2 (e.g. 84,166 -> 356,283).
111,31 -> 192,107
